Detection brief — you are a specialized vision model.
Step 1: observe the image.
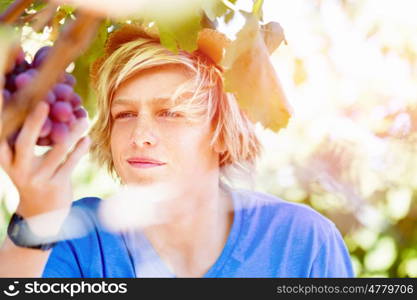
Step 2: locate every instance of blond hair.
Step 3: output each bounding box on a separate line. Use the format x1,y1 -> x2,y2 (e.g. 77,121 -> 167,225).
89,36 -> 262,188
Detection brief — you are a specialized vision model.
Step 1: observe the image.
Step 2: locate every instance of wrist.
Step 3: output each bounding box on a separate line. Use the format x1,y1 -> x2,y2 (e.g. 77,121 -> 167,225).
7,213 -> 59,251
15,205 -> 71,237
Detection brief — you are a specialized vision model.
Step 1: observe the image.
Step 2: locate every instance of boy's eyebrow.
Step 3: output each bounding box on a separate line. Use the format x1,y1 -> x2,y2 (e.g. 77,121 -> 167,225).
112,91 -> 195,108
111,97 -> 174,107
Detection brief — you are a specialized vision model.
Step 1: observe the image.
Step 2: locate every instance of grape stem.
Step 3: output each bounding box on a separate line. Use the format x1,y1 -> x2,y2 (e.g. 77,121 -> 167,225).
0,0 -> 34,24
0,11 -> 102,142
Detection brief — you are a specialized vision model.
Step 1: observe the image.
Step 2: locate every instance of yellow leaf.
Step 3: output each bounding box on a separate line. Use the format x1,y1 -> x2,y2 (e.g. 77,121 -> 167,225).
221,15 -> 292,132
260,21 -> 286,54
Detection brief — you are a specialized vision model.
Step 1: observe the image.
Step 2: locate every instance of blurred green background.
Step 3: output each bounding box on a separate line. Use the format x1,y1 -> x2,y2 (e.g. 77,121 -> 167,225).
1,0 -> 417,277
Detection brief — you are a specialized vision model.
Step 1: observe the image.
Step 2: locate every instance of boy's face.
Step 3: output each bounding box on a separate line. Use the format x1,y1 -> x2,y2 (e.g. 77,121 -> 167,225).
110,64 -> 220,189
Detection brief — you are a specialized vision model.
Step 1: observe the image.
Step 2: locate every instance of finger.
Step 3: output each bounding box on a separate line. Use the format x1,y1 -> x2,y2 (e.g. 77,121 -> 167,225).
14,101 -> 49,169
54,136 -> 91,179
39,118 -> 89,178
0,140 -> 13,172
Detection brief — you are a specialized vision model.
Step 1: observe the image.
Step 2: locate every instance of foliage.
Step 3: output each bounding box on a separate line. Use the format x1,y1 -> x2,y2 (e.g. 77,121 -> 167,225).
252,0 -> 417,277
1,0 -> 416,278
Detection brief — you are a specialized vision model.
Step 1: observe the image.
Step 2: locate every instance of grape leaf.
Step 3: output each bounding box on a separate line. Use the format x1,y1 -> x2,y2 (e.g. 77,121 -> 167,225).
202,0 -> 228,21
261,21 -> 286,54
157,13 -> 202,53
157,22 -> 177,52
223,10 -> 235,24
221,15 -> 291,132
121,1 -> 204,53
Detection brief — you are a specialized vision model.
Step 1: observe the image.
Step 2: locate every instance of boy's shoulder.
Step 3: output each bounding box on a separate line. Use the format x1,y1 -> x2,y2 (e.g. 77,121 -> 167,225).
72,196 -> 102,210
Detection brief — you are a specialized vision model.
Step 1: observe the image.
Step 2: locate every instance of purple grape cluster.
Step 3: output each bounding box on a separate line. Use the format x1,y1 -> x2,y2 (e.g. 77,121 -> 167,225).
2,46 -> 87,148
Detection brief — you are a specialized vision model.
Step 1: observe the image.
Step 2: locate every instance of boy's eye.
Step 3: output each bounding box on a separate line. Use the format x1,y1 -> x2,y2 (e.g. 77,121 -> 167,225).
114,112 -> 136,119
159,110 -> 183,118
113,110 -> 183,120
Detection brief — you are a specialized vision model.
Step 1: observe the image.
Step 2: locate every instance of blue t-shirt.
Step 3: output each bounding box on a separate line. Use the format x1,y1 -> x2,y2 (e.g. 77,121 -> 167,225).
42,189 -> 354,278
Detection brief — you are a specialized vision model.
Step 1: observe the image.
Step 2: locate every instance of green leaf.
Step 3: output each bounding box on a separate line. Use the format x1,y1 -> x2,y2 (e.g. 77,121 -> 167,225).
176,14 -> 202,52
0,0 -> 14,14
224,10 -> 235,24
157,22 -> 178,53
129,0 -> 204,53
202,0 -> 228,21
252,0 -> 264,20
157,13 -> 202,53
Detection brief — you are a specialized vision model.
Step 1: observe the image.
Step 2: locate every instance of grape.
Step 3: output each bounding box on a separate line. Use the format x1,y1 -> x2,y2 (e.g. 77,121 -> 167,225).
44,91 -> 56,104
15,48 -> 25,65
4,45 -> 87,149
74,107 -> 87,119
25,69 -> 38,78
15,72 -> 32,89
5,47 -> 25,74
50,122 -> 69,144
36,46 -> 51,57
39,118 -> 52,138
51,101 -> 72,122
5,74 -> 16,92
64,73 -> 76,87
53,83 -> 73,102
14,61 -> 30,74
66,114 -> 77,127
6,60 -> 15,75
32,46 -> 51,68
69,93 -> 81,109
